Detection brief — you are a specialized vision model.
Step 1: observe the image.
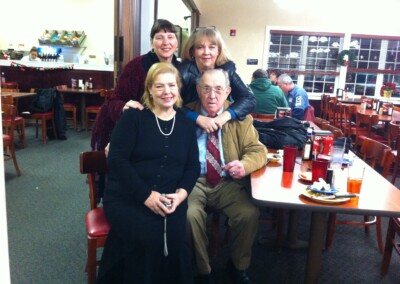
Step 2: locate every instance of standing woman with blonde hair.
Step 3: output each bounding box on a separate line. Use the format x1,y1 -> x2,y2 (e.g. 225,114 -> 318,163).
178,27 -> 256,133
97,62 -> 200,283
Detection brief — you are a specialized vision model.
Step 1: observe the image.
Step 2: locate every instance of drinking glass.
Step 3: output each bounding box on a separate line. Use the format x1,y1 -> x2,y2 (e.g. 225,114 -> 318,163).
283,145 -> 297,172
347,164 -> 365,194
312,159 -> 329,182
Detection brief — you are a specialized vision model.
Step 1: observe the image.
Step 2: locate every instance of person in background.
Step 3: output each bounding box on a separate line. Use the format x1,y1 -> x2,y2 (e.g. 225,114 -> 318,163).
249,68 -> 289,114
277,73 -> 310,120
91,19 -> 180,151
267,68 -> 282,85
97,63 -> 200,284
186,69 -> 267,284
21,46 -> 41,62
178,27 -> 256,134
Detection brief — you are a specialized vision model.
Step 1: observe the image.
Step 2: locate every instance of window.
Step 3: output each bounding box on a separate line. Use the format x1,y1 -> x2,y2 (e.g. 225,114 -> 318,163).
265,28 -> 400,98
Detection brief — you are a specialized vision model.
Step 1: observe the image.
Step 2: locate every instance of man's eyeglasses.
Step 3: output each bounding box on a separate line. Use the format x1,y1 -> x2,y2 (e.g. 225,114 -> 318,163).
200,86 -> 226,95
194,26 -> 216,32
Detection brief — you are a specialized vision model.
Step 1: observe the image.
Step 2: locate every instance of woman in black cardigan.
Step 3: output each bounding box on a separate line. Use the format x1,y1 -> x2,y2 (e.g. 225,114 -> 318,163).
97,63 -> 200,284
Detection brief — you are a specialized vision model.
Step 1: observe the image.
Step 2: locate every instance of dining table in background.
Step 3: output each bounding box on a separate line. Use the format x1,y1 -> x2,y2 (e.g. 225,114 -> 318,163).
1,91 -> 36,111
57,87 -> 101,131
251,153 -> 400,284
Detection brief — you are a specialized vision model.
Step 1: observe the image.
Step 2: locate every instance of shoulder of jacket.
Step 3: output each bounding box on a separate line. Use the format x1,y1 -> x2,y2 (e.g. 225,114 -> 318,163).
219,61 -> 236,72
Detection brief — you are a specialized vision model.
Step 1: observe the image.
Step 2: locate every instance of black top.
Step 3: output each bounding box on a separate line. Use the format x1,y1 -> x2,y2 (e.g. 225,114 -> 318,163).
105,108 -> 200,207
98,108 -> 200,283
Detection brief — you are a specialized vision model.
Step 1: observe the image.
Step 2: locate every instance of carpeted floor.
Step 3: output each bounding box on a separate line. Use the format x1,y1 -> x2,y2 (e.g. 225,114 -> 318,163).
4,125 -> 400,283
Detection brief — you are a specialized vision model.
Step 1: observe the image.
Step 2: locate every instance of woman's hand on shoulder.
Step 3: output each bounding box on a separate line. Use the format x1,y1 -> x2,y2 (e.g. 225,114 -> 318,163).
214,111 -> 231,128
196,115 -> 219,133
123,100 -> 144,112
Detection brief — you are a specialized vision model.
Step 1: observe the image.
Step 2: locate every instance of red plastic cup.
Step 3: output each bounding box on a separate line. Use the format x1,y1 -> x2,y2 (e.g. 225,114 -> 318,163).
312,159 -> 329,182
283,145 -> 298,172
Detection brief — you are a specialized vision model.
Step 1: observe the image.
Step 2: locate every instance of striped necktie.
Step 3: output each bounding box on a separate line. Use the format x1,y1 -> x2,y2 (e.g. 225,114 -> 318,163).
206,131 -> 222,187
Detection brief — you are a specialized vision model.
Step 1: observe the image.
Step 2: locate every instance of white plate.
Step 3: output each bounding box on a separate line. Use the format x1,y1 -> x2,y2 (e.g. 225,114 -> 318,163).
267,153 -> 281,163
298,172 -> 312,182
301,188 -> 350,204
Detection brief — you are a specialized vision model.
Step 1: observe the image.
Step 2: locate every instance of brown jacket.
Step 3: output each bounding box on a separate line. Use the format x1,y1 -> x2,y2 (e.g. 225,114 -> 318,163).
187,101 -> 267,176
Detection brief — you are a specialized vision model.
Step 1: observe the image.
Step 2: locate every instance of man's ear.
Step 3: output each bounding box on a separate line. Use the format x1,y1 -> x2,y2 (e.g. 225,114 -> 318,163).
224,86 -> 232,100
196,85 -> 202,96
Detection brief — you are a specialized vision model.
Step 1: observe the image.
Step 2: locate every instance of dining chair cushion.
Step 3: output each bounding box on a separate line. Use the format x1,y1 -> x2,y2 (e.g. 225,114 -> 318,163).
85,207 -> 110,237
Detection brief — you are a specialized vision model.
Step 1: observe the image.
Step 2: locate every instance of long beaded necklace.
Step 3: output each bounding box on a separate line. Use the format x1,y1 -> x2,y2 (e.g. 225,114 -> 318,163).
154,112 -> 176,136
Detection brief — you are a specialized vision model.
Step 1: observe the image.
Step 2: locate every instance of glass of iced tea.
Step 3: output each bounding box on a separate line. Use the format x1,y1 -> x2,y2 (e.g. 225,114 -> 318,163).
347,164 -> 365,194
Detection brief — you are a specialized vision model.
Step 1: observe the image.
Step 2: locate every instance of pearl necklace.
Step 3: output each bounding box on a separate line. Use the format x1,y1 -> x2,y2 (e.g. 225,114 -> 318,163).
154,113 -> 176,136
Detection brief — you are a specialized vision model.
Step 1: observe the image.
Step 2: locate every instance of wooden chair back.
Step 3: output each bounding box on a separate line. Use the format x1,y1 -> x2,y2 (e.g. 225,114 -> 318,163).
251,112 -> 275,122
2,103 -> 22,176
342,104 -> 358,137
320,123 -> 345,138
387,120 -> 400,149
359,137 -> 392,169
313,117 -> 330,128
1,82 -> 18,89
1,94 -> 14,104
80,151 -> 108,210
355,112 -> 380,146
320,94 -> 330,119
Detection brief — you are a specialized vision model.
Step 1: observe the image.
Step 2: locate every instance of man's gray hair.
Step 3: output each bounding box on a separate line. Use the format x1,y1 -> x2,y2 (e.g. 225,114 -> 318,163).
278,73 -> 293,84
196,69 -> 231,87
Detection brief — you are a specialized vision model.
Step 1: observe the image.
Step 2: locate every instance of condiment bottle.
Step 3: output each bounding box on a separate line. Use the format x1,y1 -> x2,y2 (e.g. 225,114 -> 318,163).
302,128 -> 313,161
88,77 -> 93,89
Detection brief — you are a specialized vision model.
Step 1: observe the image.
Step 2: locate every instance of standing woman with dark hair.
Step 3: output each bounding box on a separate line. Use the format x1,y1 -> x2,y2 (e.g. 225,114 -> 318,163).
91,19 -> 180,151
178,27 -> 256,133
97,63 -> 200,283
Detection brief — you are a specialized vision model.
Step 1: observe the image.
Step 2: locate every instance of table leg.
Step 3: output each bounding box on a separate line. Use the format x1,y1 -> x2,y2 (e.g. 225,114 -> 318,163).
287,210 -> 308,249
304,211 -> 328,284
79,94 -> 86,131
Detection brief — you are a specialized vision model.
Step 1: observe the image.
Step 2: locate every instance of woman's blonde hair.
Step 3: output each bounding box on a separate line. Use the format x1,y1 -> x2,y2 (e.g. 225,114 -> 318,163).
181,27 -> 233,66
142,62 -> 183,110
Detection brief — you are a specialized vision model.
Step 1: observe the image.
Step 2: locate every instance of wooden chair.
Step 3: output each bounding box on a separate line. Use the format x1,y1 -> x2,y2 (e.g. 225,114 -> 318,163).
1,82 -> 19,89
30,88 -> 57,144
325,137 -> 392,253
251,112 -> 275,122
1,94 -> 26,147
380,217 -> 400,276
320,94 -> 330,120
320,123 -> 345,138
313,117 -> 330,128
327,97 -> 338,125
56,85 -> 78,130
387,130 -> 400,185
85,88 -> 114,131
1,88 -> 20,93
354,112 -> 386,153
80,151 -> 110,284
341,104 -> 358,138
2,103 -> 22,176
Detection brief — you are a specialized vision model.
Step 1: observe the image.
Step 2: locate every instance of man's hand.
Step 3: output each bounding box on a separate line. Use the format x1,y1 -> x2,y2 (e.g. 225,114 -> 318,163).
222,160 -> 245,179
123,100 -> 144,111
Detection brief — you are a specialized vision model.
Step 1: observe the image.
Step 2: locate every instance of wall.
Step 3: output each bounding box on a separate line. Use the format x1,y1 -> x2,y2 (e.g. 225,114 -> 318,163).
194,0 -> 400,84
0,0 -> 114,65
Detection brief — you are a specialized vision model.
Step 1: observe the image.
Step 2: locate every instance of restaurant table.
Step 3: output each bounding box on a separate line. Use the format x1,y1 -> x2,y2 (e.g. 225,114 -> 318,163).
1,91 -> 36,110
251,154 -> 400,284
57,87 -> 101,130
357,108 -> 393,122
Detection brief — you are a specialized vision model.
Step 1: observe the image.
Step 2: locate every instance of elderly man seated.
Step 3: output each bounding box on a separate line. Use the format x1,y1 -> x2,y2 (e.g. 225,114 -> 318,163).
187,69 -> 267,284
